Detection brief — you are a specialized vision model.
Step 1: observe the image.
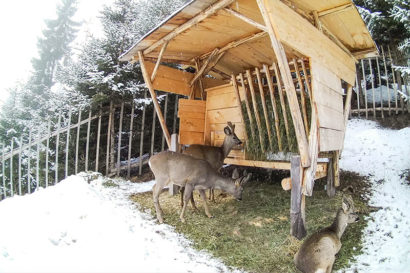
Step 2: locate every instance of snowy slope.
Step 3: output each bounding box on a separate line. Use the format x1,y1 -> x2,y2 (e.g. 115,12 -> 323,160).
0,174 -> 241,273
340,119 -> 410,272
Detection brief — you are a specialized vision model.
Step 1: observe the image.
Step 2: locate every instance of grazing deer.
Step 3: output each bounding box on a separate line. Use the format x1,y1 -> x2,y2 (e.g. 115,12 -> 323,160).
294,195 -> 359,273
181,121 -> 242,207
149,151 -> 252,223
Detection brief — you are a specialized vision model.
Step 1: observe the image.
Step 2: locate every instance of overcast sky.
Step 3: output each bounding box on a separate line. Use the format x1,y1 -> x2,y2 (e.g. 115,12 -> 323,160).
0,0 -> 114,105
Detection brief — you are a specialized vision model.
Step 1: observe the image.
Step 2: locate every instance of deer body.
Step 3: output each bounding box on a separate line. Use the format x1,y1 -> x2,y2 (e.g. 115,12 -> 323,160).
149,151 -> 251,223
294,196 -> 359,273
182,122 -> 242,205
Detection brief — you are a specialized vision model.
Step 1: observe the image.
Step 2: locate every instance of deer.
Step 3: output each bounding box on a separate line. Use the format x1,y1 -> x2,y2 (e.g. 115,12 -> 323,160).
181,121 -> 243,208
149,151 -> 252,223
294,195 -> 360,273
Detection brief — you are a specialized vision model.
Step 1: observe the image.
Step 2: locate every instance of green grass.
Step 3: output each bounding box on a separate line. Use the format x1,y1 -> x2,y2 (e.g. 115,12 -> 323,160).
130,170 -> 371,273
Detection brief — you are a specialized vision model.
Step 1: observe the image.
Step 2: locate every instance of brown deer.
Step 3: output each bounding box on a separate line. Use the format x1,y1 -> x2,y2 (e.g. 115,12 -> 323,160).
294,195 -> 359,273
181,121 -> 242,207
149,151 -> 252,223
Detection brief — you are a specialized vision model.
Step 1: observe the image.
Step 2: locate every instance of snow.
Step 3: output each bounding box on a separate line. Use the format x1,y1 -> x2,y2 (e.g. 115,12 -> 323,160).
0,173 -> 241,273
340,119 -> 410,272
0,118 -> 409,273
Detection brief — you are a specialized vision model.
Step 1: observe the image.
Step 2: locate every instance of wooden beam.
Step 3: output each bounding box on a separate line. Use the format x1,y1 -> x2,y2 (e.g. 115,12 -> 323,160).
299,59 -> 312,99
246,69 -> 266,153
198,31 -> 267,61
190,48 -> 219,86
151,41 -> 169,82
223,8 -> 267,31
138,51 -> 171,148
142,0 -> 235,56
293,58 -> 309,135
290,155 -> 307,240
340,84 -> 353,154
239,73 -> 256,141
255,67 -> 273,149
231,74 -> 249,147
263,64 -> 282,151
194,58 -> 205,99
258,0 -> 310,167
312,11 -> 323,32
318,3 -> 353,17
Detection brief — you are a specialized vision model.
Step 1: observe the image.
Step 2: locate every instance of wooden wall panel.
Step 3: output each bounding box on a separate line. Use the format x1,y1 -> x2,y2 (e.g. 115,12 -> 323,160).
319,128 -> 344,151
178,99 -> 206,145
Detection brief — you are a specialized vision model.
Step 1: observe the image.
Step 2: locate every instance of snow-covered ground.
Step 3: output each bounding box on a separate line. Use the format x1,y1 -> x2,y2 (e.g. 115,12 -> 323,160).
340,119 -> 410,272
0,118 -> 409,273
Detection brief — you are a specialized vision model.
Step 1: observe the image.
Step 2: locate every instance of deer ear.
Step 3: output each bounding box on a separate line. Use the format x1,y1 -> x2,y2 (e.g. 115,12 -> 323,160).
224,126 -> 232,135
232,168 -> 240,179
243,169 -> 248,176
241,173 -> 252,186
342,198 -> 349,213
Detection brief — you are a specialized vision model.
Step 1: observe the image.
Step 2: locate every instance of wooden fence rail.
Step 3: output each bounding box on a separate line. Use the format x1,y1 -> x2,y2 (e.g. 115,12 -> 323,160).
0,93 -> 180,200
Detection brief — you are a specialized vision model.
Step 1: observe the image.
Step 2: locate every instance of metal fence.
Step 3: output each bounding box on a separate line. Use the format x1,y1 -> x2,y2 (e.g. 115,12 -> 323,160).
0,92 -> 180,200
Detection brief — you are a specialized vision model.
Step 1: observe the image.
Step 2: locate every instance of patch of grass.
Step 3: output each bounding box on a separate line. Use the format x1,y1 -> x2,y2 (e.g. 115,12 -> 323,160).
102,181 -> 119,188
130,169 -> 371,273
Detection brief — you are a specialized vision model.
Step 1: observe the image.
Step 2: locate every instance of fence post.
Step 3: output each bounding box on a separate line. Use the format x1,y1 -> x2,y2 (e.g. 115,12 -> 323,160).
381,47 -> 391,115
117,102 -> 124,176
369,59 -> 376,118
36,131 -> 40,190
28,128 -> 33,191
9,139 -> 14,196
18,136 -> 23,195
127,99 -> 135,179
75,109 -> 82,174
106,102 -> 113,175
95,107 -> 102,172
55,115 -> 61,185
85,108 -> 91,172
361,59 -> 368,119
65,108 -> 72,178
388,46 -> 399,114
376,57 -> 384,119
139,91 -> 147,175
2,143 -> 5,198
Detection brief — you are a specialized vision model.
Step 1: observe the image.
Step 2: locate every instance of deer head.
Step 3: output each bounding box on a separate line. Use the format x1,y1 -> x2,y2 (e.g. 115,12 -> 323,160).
231,169 -> 252,201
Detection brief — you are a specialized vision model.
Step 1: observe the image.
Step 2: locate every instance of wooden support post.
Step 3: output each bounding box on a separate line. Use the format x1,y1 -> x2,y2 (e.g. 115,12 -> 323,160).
110,106 -> 115,173
190,48 -> 219,87
355,73 -> 360,117
293,59 -> 309,135
35,132 -> 40,190
139,51 -> 171,148
151,41 -> 169,82
55,115 -> 60,185
95,108 -> 102,172
127,99 -> 135,179
381,47 -> 391,116
332,151 -> 340,187
239,73 -> 256,141
231,74 -> 249,147
169,133 -> 180,196
246,69 -> 266,152
369,59 -> 376,118
10,139 -> 14,196
299,59 -> 312,99
264,64 -> 282,151
161,94 -> 169,151
106,102 -> 113,176
65,108 -> 71,178
388,46 -> 399,115
376,57 -> 384,119
45,120 -> 50,187
117,102 -> 124,176
255,67 -> 274,149
257,0 -> 310,167
139,91 -> 147,176
18,136 -> 23,195
172,94 -> 178,134
272,62 -> 291,149
290,155 -> 307,240
194,59 -> 205,99
85,108 -> 92,172
1,144 -> 5,198
361,59 -> 368,119
326,157 -> 336,197
150,108 -> 156,156
75,110 -> 81,175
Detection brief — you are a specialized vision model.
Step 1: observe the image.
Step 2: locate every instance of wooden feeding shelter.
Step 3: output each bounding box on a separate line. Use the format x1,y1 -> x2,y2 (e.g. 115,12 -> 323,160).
120,0 -> 377,238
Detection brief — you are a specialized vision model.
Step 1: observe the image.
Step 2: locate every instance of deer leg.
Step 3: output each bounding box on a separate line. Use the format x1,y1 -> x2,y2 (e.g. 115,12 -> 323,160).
190,191 -> 198,211
199,189 -> 213,218
179,186 -> 184,208
180,184 -> 193,223
153,182 -> 166,224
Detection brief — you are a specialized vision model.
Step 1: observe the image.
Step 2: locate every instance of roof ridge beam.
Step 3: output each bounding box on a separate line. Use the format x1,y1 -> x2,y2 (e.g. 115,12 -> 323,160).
142,0 -> 235,56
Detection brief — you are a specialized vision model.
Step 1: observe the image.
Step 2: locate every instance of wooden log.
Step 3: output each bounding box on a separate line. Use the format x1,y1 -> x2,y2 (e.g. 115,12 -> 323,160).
110,106 -> 115,172
388,46 -> 399,114
355,73 -> 360,117
36,132 -> 40,190
139,0 -> 234,56
65,108 -> 71,178
381,46 -> 391,115
332,151 -> 340,187
281,177 -> 292,191
117,103 -> 124,176
299,59 -> 312,99
75,110 -> 81,175
28,129 -> 32,192
1,143 -> 5,198
18,136 -> 23,195
340,85 -> 353,156
190,48 -> 219,87
95,108 -> 102,172
361,59 -> 368,119
293,59 -> 309,135
150,41 -> 169,82
272,62 -> 291,149
223,8 -> 267,31
231,74 -> 249,147
246,69 -> 266,153
55,115 -> 60,185
255,67 -> 274,149
239,73 -> 256,141
376,57 -> 384,119
290,155 -> 307,240
106,102 -> 113,176
85,109 -> 92,172
172,95 -> 178,134
139,51 -> 171,148
139,90 -> 147,176
326,157 -> 336,197
161,94 -> 169,151
263,64 -> 282,151
127,100 -> 135,179
150,107 -> 156,156
194,59 -> 205,99
10,139 -> 14,196
369,59 -> 376,118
